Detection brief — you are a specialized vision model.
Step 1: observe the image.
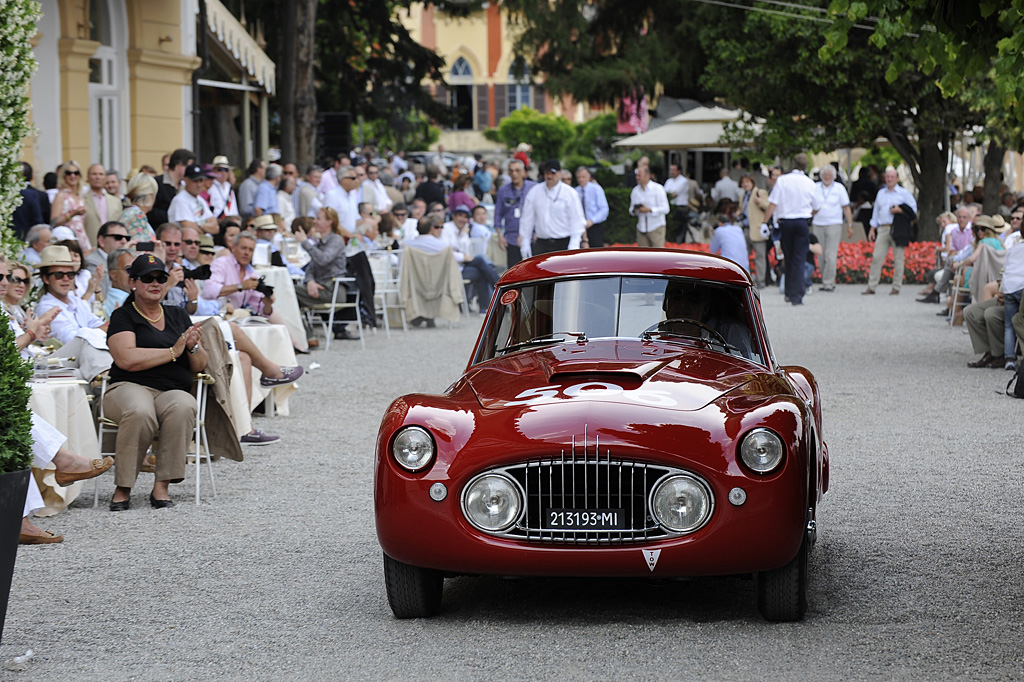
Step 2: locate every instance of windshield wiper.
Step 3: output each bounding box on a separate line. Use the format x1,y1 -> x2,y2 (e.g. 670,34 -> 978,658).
497,331 -> 587,355
641,329 -> 741,354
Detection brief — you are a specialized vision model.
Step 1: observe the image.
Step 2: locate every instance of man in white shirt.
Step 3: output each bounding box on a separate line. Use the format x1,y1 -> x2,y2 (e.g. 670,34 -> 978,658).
168,164 -> 220,235
628,165 -> 670,248
864,167 -> 918,295
762,153 -> 822,306
711,167 -> 741,204
518,160 -> 586,259
391,151 -> 408,176
811,165 -> 853,292
323,168 -> 360,236
663,162 -> 690,243
208,155 -> 239,219
410,213 -> 498,312
364,164 -> 393,214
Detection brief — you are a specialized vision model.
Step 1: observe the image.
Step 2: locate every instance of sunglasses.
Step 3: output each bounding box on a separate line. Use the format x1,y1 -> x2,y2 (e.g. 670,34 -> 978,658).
47,271 -> 76,280
163,241 -> 181,247
393,212 -> 408,218
138,272 -> 169,284
182,239 -> 201,246
9,276 -> 30,285
107,234 -> 129,241
65,170 -> 80,176
244,223 -> 255,229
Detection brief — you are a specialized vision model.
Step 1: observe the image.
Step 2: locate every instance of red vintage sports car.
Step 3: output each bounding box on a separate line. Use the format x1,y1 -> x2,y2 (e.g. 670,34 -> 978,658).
375,248 -> 829,621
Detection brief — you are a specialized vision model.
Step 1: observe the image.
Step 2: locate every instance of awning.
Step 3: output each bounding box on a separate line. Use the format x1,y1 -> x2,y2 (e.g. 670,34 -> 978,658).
201,0 -> 276,95
614,105 -> 761,150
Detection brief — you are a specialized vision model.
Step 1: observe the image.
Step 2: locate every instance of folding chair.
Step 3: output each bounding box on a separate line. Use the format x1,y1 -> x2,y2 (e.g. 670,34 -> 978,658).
367,251 -> 407,336
303,276 -> 364,351
93,373 -> 217,507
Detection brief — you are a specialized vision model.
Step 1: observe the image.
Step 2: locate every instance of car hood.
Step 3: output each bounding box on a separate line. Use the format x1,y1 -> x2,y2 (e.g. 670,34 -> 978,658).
465,339 -> 761,412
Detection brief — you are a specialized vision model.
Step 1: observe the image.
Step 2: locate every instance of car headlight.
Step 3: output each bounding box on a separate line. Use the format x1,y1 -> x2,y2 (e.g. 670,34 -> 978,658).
739,428 -> 785,473
462,474 -> 522,532
650,474 -> 713,534
391,426 -> 435,472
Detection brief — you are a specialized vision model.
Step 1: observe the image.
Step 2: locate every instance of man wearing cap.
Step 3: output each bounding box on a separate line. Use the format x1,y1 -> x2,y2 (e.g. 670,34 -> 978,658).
762,153 -> 823,305
83,163 -> 124,248
209,156 -> 239,219
169,164 -> 219,236
628,164 -> 671,249
253,163 -> 283,217
863,166 -> 917,295
518,160 -> 586,259
439,205 -> 500,310
576,167 -> 609,248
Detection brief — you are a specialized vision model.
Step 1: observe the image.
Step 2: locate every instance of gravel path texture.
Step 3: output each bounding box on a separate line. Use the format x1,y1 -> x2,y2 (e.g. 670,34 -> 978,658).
2,283 -> 1023,680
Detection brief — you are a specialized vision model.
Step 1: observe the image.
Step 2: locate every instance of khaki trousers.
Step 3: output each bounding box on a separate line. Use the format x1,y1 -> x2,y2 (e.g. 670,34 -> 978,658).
637,225 -> 666,248
103,382 -> 196,488
964,297 -> 1004,356
867,225 -> 905,291
813,223 -> 843,287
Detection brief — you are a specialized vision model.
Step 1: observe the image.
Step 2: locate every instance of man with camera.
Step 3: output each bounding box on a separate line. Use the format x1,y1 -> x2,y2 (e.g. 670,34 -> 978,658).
202,231 -> 278,320
628,165 -> 670,248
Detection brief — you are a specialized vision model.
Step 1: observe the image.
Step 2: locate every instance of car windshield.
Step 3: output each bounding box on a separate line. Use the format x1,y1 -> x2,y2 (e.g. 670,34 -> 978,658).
478,275 -> 763,364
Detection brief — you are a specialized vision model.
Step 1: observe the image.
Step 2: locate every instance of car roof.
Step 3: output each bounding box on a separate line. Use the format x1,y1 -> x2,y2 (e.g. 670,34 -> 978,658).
498,248 -> 754,287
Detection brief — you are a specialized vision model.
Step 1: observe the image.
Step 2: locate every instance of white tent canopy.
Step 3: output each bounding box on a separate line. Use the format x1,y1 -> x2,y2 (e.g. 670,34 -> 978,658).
614,105 -> 761,150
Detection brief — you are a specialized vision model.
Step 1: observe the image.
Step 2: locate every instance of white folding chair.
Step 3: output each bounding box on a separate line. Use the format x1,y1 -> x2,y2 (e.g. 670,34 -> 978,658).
303,276 -> 364,351
367,251 -> 407,336
93,373 -> 217,506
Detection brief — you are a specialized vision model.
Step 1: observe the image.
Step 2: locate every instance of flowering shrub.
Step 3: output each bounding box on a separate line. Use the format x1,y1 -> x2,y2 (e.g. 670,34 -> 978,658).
0,0 -> 41,259
607,240 -> 940,285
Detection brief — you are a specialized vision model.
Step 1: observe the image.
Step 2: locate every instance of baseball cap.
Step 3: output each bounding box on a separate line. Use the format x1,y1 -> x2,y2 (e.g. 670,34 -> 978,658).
128,253 -> 167,279
184,163 -> 216,180
453,204 -> 471,215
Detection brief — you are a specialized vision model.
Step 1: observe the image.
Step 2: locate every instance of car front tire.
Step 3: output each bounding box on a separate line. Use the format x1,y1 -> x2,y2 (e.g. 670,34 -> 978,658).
383,553 -> 443,618
756,537 -> 808,622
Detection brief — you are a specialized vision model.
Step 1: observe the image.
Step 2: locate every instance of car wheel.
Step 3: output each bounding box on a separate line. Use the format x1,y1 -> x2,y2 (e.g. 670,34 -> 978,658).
756,537 -> 808,622
383,553 -> 443,618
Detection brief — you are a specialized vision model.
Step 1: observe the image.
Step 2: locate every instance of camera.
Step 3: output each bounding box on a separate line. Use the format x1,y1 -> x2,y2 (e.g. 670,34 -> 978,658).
254,276 -> 274,298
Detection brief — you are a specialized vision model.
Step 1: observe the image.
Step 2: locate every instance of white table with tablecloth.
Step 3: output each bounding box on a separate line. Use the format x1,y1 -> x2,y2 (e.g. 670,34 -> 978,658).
28,380 -> 99,516
253,265 -> 306,351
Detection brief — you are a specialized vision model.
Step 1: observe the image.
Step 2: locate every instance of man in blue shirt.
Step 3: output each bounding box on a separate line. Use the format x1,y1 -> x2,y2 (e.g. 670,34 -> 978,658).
575,167 -> 609,248
253,163 -> 282,216
709,208 -> 749,273
493,159 -> 536,268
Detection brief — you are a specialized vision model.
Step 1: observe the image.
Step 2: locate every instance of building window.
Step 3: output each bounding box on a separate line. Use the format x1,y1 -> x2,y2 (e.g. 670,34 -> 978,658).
88,0 -> 126,172
508,65 -> 531,114
449,57 -> 474,131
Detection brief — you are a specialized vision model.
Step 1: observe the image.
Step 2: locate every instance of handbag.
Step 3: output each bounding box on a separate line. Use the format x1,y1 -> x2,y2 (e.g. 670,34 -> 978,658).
1006,362 -> 1024,398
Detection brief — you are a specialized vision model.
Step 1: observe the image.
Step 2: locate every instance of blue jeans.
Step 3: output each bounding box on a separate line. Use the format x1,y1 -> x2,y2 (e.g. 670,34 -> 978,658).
1005,289 -> 1022,359
779,262 -> 816,296
779,218 -> 810,304
462,256 -> 499,311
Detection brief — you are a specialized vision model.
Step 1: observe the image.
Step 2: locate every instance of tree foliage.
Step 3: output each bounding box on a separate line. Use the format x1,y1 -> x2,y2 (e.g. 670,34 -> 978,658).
501,0 -> 719,105
487,108 -> 576,162
0,314 -> 33,473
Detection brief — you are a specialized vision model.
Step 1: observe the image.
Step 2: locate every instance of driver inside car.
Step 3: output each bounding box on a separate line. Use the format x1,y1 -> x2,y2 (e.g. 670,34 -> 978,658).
660,280 -> 756,359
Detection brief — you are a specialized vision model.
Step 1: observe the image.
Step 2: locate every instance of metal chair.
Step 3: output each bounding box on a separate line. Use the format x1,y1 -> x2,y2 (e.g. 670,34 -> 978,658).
93,373 -> 217,507
367,251 -> 407,336
303,276 -> 364,351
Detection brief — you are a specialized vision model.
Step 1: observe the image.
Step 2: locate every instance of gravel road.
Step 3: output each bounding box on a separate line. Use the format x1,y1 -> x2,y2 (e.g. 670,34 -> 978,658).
3,284 -> 1023,680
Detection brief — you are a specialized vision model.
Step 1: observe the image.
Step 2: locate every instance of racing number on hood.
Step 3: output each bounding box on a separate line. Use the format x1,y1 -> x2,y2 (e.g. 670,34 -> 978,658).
505,382 -> 677,407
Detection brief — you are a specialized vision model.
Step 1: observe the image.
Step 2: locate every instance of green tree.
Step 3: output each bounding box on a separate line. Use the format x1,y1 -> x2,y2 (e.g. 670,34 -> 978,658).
488,108 -> 576,162
0,0 -> 41,258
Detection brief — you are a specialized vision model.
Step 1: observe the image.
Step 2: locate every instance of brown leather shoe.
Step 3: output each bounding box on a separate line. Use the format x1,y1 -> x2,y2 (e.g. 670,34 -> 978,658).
307,338 -> 319,349
862,289 -> 876,295
968,353 -> 992,368
20,530 -> 64,545
988,355 -> 1006,368
54,456 -> 113,486
889,288 -> 900,295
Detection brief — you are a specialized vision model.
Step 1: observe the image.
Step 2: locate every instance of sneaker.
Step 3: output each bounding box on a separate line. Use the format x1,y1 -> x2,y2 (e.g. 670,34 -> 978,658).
1004,360 -> 1016,371
241,429 -> 280,446
260,365 -> 304,388
819,285 -> 836,292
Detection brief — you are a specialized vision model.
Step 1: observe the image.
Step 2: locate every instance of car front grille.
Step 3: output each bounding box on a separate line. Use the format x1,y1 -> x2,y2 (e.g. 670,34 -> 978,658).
482,431 -> 708,544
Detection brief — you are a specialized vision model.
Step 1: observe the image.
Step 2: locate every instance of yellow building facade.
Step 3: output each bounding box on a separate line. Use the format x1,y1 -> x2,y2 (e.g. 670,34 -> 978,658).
402,4 -> 598,151
25,0 -> 274,178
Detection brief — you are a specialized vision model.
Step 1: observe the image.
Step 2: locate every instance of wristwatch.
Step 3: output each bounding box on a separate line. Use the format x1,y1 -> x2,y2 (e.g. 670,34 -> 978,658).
236,283 -> 243,292
188,299 -> 198,306
188,343 -> 200,354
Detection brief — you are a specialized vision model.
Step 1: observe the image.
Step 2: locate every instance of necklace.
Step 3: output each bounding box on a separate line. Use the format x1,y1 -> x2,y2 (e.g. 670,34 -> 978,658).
132,300 -> 164,324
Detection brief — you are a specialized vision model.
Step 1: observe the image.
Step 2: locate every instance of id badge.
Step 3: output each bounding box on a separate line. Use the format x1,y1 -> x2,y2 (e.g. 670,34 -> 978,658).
514,208 -> 521,218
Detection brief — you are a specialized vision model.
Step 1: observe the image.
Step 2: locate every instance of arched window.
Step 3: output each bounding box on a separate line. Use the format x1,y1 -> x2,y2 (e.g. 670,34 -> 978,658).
87,0 -> 128,172
449,57 -> 474,130
508,65 -> 531,114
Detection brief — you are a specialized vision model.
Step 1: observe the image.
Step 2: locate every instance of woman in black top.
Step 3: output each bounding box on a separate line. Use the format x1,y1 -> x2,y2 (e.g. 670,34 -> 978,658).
104,254 -> 208,511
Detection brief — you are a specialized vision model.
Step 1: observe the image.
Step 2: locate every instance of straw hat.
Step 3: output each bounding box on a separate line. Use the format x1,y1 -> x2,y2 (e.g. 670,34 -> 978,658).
991,214 -> 1009,233
252,214 -> 276,231
37,245 -> 75,269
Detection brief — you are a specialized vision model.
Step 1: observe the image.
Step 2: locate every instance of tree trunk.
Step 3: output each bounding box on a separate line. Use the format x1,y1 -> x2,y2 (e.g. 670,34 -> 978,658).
278,0 -> 297,164
916,137 -> 947,242
982,141 -> 1006,216
293,0 -> 318,170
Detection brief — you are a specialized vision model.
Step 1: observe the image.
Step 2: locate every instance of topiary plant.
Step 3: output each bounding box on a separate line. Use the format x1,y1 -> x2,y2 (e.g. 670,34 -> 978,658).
0,320 -> 32,473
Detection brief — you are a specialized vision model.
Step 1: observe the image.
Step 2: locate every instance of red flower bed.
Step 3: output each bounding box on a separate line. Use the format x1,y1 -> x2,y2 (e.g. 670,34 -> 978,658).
607,241 -> 939,285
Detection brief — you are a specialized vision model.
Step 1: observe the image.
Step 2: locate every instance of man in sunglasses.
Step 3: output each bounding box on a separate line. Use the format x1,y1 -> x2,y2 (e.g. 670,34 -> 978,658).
84,220 -> 129,298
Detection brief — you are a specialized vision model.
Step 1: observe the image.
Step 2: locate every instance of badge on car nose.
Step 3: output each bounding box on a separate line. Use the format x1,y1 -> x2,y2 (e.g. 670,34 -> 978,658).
642,549 -> 661,571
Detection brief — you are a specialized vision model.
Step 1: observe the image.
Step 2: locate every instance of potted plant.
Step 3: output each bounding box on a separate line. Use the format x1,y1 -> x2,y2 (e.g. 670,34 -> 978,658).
0,317 -> 33,644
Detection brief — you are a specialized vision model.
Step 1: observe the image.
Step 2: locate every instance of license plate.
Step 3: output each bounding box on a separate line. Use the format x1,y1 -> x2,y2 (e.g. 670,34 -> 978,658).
544,508 -> 627,531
